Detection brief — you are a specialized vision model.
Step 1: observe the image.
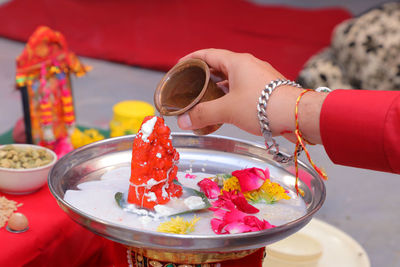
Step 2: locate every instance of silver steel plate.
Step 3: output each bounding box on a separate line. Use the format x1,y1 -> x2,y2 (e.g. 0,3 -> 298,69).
48,133 -> 325,253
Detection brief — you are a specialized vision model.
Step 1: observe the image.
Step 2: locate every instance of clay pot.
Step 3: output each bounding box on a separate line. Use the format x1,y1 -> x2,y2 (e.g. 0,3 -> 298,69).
154,59 -> 225,135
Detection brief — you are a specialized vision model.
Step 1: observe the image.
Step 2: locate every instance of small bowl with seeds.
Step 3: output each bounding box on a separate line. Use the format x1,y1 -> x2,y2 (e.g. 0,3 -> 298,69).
0,144 -> 57,194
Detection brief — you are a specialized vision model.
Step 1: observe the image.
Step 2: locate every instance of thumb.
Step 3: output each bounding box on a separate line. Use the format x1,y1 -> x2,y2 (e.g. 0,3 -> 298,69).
177,95 -> 231,130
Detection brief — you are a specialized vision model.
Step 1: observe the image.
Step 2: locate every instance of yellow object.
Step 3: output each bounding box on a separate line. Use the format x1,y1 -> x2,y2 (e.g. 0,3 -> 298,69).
70,128 -> 105,149
110,100 -> 155,137
222,176 -> 290,204
157,216 -> 200,234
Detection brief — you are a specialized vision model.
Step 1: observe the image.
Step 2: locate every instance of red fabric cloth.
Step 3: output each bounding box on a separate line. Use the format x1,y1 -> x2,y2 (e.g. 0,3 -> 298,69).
0,0 -> 351,79
320,89 -> 400,174
110,242 -> 265,267
0,187 -> 113,267
1,185 -> 263,267
221,247 -> 265,267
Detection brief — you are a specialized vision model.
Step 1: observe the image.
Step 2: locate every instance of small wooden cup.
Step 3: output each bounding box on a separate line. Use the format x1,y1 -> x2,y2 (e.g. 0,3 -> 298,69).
154,59 -> 225,135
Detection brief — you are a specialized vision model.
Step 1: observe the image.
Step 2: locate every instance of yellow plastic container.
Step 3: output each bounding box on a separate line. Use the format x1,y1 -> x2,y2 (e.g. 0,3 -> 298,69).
110,100 -> 155,137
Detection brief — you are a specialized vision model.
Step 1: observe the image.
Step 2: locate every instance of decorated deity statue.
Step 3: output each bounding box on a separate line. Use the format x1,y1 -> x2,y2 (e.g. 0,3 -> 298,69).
15,26 -> 90,156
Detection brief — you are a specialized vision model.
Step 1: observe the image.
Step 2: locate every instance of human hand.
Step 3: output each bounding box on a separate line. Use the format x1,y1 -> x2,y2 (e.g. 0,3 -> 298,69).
177,49 -> 314,142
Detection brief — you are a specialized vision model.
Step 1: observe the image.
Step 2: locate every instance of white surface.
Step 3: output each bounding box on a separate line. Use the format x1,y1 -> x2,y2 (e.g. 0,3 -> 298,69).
64,168 -> 307,235
264,218 -> 370,267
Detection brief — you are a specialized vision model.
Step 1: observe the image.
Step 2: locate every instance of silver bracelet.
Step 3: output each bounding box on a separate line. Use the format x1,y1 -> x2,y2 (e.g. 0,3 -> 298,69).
257,79 -> 302,163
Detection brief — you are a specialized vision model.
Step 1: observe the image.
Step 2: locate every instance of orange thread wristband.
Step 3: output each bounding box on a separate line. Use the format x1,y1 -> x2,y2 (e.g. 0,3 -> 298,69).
293,89 -> 328,194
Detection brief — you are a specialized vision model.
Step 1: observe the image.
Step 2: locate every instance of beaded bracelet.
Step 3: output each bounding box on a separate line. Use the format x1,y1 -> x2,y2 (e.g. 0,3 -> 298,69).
257,79 -> 302,163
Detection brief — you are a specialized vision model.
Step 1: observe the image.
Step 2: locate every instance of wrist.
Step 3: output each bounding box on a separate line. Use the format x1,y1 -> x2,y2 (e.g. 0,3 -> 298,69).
297,91 -> 328,145
257,79 -> 302,163
266,86 -> 328,145
266,85 -> 302,141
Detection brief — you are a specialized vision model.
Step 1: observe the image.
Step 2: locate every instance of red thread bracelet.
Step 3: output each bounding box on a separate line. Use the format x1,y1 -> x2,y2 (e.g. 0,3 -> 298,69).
294,89 -> 328,194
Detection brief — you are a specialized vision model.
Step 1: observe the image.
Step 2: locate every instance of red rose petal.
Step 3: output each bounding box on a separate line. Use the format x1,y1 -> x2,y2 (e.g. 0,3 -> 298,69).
210,218 -> 226,234
232,167 -> 269,192
224,221 -> 254,234
197,178 -> 220,199
209,189 -> 275,234
231,191 -> 259,214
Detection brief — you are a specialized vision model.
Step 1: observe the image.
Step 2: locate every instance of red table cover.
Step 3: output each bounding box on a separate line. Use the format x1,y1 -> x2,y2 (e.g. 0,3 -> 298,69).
0,0 -> 352,80
0,187 -> 113,267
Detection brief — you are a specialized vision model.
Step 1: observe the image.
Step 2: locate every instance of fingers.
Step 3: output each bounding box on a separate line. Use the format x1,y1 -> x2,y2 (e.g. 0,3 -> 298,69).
210,68 -> 227,82
179,49 -> 233,76
177,94 -> 231,130
216,80 -> 229,94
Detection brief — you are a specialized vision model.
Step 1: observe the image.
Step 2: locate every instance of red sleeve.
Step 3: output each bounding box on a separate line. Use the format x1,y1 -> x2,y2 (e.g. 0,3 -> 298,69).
320,89 -> 400,174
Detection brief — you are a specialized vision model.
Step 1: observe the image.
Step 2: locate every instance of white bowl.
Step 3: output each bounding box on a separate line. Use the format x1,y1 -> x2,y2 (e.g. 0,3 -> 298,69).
264,232 -> 323,267
0,144 -> 57,194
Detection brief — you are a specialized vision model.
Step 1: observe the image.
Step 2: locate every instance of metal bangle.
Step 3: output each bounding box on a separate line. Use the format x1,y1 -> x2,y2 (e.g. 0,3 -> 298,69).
257,79 -> 302,163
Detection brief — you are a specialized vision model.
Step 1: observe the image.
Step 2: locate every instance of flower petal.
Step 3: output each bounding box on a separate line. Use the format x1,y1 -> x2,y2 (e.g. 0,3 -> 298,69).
243,216 -> 275,230
224,221 -> 254,234
232,167 -> 269,192
211,218 -> 226,234
209,189 -> 275,235
231,191 -> 259,214
197,178 -> 221,199
185,173 -> 197,179
222,208 -> 248,223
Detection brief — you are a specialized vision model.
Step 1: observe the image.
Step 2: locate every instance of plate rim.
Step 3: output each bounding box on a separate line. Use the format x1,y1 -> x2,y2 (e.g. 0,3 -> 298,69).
48,133 -> 326,252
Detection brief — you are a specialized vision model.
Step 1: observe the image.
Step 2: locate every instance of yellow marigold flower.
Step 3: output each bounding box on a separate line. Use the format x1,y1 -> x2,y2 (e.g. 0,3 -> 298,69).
157,216 -> 200,234
70,128 -> 84,148
222,176 -> 290,204
71,128 -> 105,149
222,176 -> 241,192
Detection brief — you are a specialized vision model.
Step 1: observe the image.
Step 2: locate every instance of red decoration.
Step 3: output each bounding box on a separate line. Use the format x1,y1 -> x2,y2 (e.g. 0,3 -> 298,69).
15,26 -> 89,156
209,190 -> 274,234
128,116 -> 182,209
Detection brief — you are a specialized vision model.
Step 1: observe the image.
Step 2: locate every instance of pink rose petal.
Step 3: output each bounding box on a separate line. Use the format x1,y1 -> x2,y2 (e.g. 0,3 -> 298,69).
222,207 -> 248,223
211,218 -> 225,234
212,207 -> 229,219
230,191 -> 259,214
224,221 -> 254,234
197,178 -> 220,199
209,189 -> 275,235
243,216 -> 275,230
185,173 -> 197,179
223,216 -> 275,234
232,167 -> 270,192
210,190 -> 259,213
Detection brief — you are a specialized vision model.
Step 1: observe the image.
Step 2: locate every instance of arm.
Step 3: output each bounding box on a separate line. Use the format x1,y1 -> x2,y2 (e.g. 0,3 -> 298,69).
320,89 -> 400,174
177,49 -> 327,144
177,49 -> 400,174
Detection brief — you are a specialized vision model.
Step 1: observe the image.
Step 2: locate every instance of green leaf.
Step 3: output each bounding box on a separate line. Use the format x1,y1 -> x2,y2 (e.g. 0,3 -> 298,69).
115,192 -> 124,208
216,173 -> 232,179
173,179 -> 183,186
174,179 -> 211,208
115,181 -> 212,217
172,179 -> 211,216
190,188 -> 211,209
